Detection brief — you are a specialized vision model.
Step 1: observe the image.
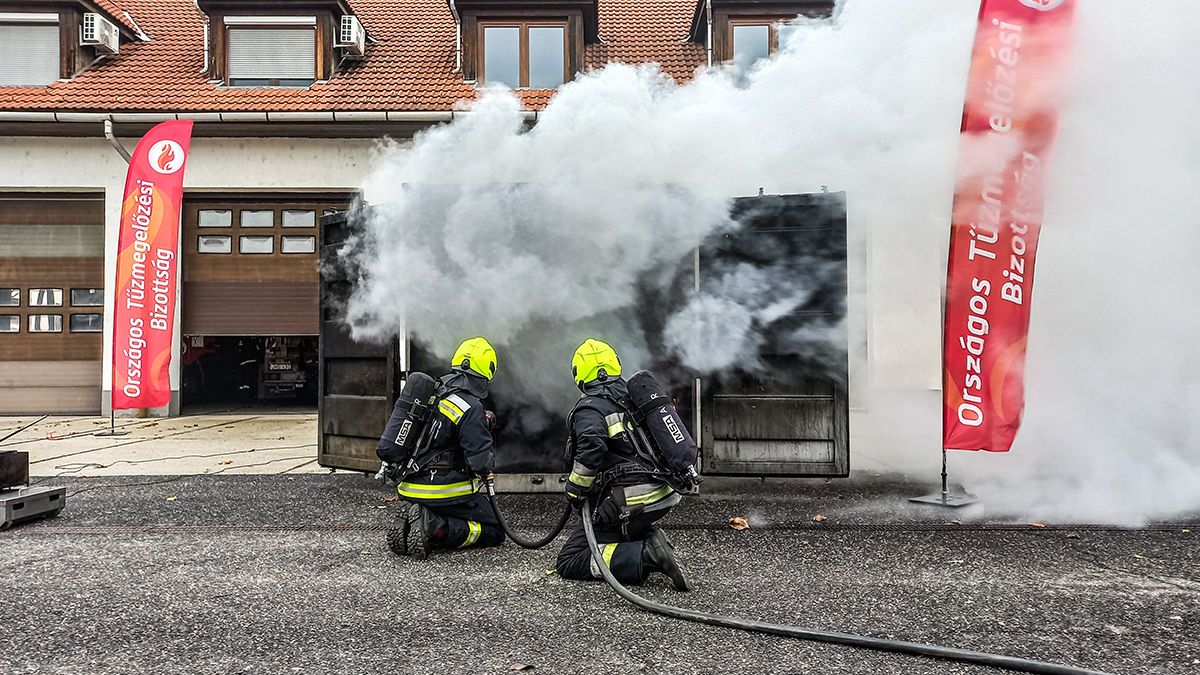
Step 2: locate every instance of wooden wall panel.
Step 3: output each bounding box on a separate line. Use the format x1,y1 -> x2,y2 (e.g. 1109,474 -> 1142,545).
0,361 -> 101,414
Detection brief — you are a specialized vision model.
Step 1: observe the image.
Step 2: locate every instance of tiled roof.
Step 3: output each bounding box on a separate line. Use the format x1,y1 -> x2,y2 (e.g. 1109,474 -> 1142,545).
89,0 -> 142,34
0,0 -> 705,113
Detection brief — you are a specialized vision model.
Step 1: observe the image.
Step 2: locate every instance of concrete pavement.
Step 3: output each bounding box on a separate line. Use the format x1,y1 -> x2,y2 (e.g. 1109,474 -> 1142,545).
1,412 -> 325,477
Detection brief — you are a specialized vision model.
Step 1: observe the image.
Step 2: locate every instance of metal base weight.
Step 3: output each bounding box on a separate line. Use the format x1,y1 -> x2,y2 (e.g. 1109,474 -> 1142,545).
93,430 -> 131,437
908,492 -> 979,508
1,486 -> 66,530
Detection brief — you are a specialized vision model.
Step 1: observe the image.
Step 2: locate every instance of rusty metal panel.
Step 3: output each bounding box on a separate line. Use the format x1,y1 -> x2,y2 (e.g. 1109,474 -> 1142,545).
316,211 -> 399,472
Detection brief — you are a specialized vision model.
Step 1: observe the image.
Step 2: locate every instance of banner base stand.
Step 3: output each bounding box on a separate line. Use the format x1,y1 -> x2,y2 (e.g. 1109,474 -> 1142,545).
908,448 -> 979,508
93,410 -> 131,438
909,492 -> 978,508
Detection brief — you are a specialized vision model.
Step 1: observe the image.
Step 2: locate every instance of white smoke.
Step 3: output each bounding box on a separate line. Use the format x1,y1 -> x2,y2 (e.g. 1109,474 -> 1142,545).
348,0 -> 1200,523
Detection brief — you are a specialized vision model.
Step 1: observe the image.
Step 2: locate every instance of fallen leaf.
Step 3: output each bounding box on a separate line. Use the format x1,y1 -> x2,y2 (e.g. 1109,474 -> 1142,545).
509,664 -> 534,671
946,519 -> 962,526
544,569 -> 557,575
728,516 -> 750,530
1132,553 -> 1145,560
1027,522 -> 1046,528
287,477 -> 296,481
217,460 -> 233,465
1066,533 -> 1080,539
812,514 -> 827,523
375,505 -> 387,509
165,496 -> 177,502
382,495 -> 398,503
1182,529 -> 1191,534
1170,616 -> 1183,621
798,540 -> 810,546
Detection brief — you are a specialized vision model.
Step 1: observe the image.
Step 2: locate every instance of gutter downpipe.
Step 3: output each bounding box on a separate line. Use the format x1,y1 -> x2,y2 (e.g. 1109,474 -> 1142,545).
449,0 -> 462,73
705,0 -> 713,67
103,119 -> 132,164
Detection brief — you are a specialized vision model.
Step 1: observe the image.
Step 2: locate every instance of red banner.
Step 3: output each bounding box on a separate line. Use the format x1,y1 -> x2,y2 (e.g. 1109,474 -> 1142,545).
112,120 -> 194,410
943,0 -> 1075,452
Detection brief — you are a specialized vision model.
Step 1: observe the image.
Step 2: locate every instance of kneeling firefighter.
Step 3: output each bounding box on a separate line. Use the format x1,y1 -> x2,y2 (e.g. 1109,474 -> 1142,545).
556,339 -> 693,591
378,337 -> 504,559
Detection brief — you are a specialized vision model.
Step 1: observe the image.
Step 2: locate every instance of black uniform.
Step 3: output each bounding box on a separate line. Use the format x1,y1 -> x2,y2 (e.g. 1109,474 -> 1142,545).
556,378 -> 681,583
394,370 -> 503,550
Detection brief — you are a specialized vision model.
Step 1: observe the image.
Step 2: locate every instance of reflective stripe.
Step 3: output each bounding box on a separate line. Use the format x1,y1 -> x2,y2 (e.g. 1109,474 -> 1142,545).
397,479 -> 478,500
625,484 -> 674,506
605,412 -> 629,437
568,462 -> 596,487
438,399 -> 465,424
602,543 -> 617,567
461,520 -> 482,548
568,471 -> 594,488
445,393 -> 471,413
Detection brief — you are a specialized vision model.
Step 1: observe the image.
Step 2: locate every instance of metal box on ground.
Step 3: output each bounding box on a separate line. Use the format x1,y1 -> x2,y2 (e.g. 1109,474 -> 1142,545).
1,486 -> 66,530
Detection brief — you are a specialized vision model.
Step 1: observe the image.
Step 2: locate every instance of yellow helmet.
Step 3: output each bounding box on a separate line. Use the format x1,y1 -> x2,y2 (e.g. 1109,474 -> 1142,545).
571,338 -> 622,387
451,336 -> 498,381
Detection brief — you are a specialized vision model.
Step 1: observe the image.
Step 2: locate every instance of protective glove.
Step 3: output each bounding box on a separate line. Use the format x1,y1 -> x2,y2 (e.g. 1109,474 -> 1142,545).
594,498 -> 623,525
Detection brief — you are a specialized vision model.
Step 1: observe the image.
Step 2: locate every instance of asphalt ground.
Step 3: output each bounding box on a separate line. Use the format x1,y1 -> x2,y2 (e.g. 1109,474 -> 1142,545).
1,475 -> 1197,675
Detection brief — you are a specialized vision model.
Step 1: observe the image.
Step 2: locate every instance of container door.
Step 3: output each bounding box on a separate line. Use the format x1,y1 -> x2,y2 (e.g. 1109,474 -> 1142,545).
699,193 -> 849,477
317,211 -> 401,472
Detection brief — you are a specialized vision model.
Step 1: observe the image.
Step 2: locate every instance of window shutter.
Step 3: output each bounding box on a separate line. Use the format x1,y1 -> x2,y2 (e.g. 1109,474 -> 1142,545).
227,27 -> 316,81
0,24 -> 61,86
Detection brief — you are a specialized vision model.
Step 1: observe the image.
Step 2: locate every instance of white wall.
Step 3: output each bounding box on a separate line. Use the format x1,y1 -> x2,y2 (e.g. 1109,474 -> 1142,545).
0,133 -> 378,416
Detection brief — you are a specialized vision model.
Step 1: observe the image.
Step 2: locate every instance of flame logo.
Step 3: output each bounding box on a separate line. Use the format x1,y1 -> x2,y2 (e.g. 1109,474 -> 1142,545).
147,140 -> 185,175
1018,0 -> 1066,10
156,143 -> 176,172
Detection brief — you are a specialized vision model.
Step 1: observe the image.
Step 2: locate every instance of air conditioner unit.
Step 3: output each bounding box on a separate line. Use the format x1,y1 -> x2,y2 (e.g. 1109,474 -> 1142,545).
337,15 -> 365,57
81,12 -> 120,55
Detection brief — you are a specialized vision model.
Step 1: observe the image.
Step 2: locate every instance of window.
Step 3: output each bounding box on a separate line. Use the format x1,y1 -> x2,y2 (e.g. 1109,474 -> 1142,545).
28,314 -> 62,333
225,17 -> 317,87
71,288 -> 104,307
0,14 -> 60,86
239,235 -> 274,254
28,288 -> 63,307
0,288 -> 18,307
199,209 -> 233,227
282,210 -> 316,228
728,18 -> 795,72
280,236 -> 316,254
481,21 -> 567,89
69,314 -> 104,333
198,235 -> 233,254
0,315 -> 17,333
240,210 -> 274,228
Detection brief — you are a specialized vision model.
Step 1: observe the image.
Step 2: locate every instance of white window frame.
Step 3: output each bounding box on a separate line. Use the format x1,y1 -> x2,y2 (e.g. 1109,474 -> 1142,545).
224,15 -> 317,87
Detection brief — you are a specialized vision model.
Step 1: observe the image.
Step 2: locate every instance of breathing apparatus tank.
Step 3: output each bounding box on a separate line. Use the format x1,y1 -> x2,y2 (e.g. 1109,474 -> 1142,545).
625,370 -> 702,492
376,372 -> 439,466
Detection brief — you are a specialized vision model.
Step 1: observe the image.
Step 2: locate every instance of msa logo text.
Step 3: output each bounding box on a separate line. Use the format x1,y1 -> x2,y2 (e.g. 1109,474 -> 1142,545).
395,419 -> 413,445
663,415 -> 685,444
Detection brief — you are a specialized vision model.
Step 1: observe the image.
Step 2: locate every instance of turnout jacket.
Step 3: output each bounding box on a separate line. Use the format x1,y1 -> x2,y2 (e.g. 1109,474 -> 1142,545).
396,369 -> 495,505
565,378 -> 678,513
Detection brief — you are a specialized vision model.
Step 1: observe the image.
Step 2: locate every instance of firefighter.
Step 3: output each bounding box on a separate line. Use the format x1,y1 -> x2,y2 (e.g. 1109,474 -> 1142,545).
391,337 -> 505,559
555,339 -> 690,591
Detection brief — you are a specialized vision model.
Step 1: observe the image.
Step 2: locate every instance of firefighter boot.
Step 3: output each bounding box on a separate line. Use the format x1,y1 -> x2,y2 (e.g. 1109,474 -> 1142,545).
386,511 -> 410,557
642,529 -> 691,591
404,503 -> 448,560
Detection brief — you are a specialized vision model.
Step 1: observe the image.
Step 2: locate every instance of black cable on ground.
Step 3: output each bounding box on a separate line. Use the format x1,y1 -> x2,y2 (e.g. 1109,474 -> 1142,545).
485,481 -> 573,549
580,502 -> 1112,675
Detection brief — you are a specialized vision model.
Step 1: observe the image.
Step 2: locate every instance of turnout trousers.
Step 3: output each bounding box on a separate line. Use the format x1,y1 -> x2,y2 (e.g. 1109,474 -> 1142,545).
418,497 -> 505,550
555,507 -> 673,583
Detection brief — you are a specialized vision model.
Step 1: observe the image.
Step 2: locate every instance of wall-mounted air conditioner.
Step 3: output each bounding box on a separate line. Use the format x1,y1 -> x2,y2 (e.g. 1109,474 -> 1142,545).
337,15 -> 365,57
81,12 -> 120,54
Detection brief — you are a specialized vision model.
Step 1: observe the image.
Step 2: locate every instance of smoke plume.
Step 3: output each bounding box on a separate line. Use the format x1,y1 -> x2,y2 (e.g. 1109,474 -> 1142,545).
346,0 -> 1200,523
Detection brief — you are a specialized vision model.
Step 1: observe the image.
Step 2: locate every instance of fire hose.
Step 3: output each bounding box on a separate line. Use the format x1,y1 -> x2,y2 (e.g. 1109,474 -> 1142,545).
484,479 -> 573,549
577,501 -> 1112,675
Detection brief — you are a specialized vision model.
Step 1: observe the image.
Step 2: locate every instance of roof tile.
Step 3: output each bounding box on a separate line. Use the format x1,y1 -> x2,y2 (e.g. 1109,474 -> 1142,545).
0,0 -> 705,113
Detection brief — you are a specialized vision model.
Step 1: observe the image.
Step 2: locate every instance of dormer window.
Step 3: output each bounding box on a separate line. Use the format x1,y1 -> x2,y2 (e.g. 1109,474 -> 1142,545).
0,13 -> 61,86
689,1 -> 832,67
455,0 -> 598,87
198,0 -> 359,87
480,21 -> 567,89
225,16 -> 317,87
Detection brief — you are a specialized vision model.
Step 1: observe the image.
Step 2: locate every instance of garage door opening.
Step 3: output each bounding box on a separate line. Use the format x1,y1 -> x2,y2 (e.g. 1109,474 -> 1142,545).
181,335 -> 318,412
